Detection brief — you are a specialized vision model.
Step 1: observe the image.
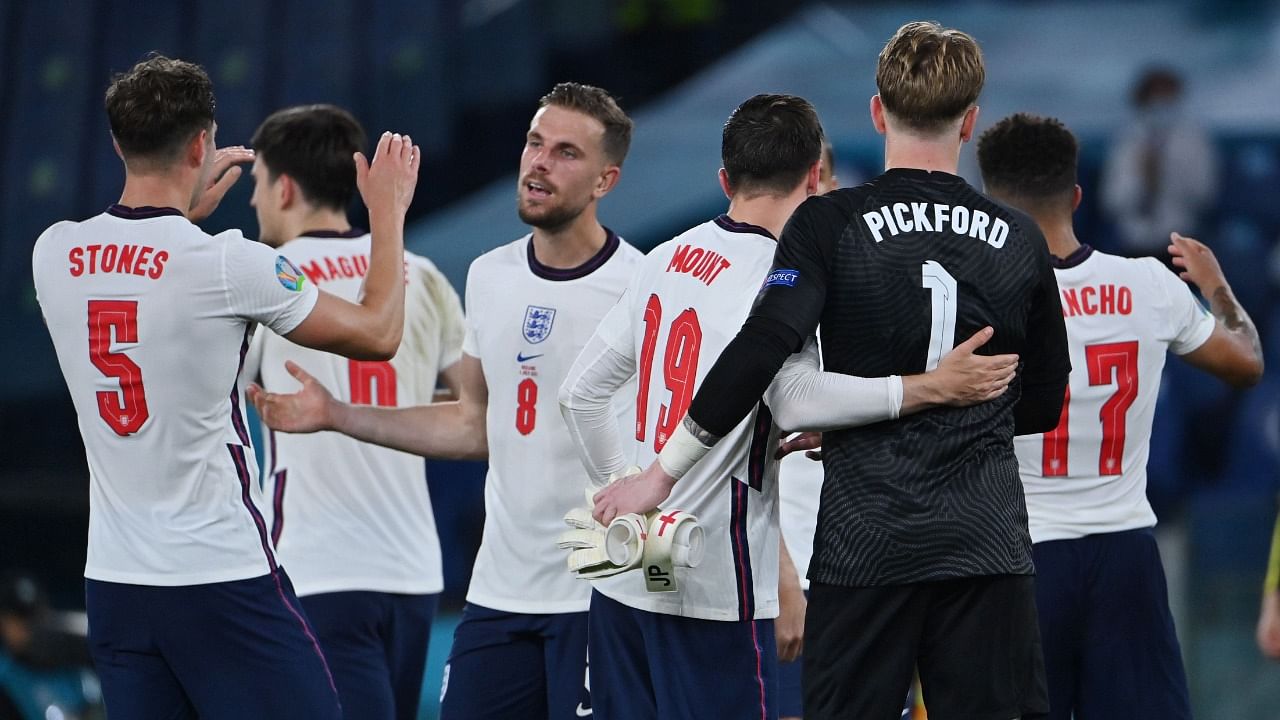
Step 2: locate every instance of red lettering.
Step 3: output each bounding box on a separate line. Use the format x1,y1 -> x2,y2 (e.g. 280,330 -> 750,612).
117,244 -> 138,275
706,258 -> 732,285
325,257 -> 342,279
86,245 -> 102,273
299,260 -> 326,284
100,244 -> 119,273
681,248 -> 705,273
1080,286 -> 1097,315
1099,284 -> 1116,315
1118,286 -> 1133,315
355,254 -> 369,277
133,246 -> 153,276
338,256 -> 355,277
667,245 -> 691,273
69,247 -> 84,276
1061,288 -> 1082,317
148,250 -> 168,279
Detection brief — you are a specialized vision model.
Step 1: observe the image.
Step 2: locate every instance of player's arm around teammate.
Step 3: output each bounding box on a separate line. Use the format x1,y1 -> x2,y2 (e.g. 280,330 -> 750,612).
250,351 -> 489,460
1165,232 -> 1264,386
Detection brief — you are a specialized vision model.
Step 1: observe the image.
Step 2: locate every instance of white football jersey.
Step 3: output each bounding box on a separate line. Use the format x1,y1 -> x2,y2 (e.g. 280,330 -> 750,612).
244,232 -> 464,597
463,231 -> 641,614
1014,247 -> 1215,542
589,216 -> 783,621
778,447 -> 822,591
32,206 -> 318,586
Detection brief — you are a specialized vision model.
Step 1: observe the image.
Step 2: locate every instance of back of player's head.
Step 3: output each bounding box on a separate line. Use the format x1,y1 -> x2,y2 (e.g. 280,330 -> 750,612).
977,113 -> 1078,216
539,82 -> 633,166
876,21 -> 984,134
721,94 -> 825,197
252,104 -> 367,211
105,55 -> 215,170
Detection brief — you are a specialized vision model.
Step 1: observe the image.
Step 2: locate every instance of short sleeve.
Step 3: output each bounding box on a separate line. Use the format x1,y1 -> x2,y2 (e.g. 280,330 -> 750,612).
220,232 -> 318,335
409,255 -> 466,371
1152,260 -> 1215,356
461,259 -> 481,358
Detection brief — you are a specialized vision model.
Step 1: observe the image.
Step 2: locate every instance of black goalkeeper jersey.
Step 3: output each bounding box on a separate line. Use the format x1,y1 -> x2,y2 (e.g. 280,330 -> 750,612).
688,167 -> 1070,586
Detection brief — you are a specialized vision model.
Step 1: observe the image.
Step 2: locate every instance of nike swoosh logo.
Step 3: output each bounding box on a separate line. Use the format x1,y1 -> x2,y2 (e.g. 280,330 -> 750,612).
575,705 -> 592,717
517,352 -> 544,362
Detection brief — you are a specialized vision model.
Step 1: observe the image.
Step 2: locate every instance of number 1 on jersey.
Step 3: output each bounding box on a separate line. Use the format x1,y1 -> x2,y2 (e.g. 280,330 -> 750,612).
921,261 -> 957,371
1041,341 -> 1139,476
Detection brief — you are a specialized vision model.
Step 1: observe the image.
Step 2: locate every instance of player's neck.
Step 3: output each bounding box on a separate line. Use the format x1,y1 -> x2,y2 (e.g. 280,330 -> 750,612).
530,211 -> 608,269
725,188 -> 808,239
1038,217 -> 1083,260
289,207 -> 352,240
882,134 -> 962,175
118,173 -> 196,217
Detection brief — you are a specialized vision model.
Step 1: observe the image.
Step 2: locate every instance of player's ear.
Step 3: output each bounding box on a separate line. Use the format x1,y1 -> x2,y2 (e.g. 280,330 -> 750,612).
959,105 -> 979,143
278,174 -> 297,210
870,95 -> 887,135
805,160 -> 821,196
593,165 -> 621,199
1072,184 -> 1083,211
718,168 -> 733,200
188,129 -> 209,169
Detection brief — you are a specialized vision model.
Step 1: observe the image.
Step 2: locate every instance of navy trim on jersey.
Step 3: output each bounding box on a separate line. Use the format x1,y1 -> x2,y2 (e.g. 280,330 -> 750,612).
299,228 -> 366,239
1051,244 -> 1094,269
106,204 -> 184,219
526,228 -> 621,281
228,443 -> 279,572
271,470 -> 287,546
729,479 -> 756,621
230,327 -> 253,446
714,214 -> 776,241
747,401 -> 773,491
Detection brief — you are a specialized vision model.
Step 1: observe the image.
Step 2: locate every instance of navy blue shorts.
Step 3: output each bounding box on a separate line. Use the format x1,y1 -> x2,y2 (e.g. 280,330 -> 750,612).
588,590 -> 777,720
86,570 -> 340,720
300,591 -> 437,720
1033,527 -> 1191,720
439,603 -> 590,719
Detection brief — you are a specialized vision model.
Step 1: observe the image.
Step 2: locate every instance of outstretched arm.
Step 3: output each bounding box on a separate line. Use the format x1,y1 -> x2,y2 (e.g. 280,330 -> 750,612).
248,352 -> 489,460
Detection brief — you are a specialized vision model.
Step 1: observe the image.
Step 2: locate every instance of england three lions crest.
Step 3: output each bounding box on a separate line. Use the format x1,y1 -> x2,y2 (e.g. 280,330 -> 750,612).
523,305 -> 557,344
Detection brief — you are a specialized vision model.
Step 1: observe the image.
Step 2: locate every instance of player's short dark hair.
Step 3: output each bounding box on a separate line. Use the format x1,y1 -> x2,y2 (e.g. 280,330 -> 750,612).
721,94 -> 825,197
105,55 -> 215,168
252,104 -> 367,211
540,82 -> 633,166
876,21 -> 984,134
977,113 -> 1078,212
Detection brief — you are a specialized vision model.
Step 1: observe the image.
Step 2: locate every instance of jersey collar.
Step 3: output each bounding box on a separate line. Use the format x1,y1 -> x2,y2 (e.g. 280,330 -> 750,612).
526,227 -> 621,282
299,228 -> 366,239
106,204 -> 185,220
1051,244 -> 1094,269
714,214 -> 776,241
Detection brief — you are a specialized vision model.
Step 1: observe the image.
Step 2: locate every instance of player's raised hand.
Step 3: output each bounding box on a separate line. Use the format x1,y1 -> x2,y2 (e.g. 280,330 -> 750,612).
247,361 -> 336,434
1169,232 -> 1226,292
355,132 -> 421,219
592,462 -> 676,526
188,146 -> 254,222
933,326 -> 1019,406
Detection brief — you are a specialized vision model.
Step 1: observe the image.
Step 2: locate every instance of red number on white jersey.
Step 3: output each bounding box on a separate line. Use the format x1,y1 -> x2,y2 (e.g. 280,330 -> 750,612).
87,300 -> 149,435
348,360 -> 397,407
635,294 -> 703,452
1040,341 -> 1139,476
515,377 -> 538,435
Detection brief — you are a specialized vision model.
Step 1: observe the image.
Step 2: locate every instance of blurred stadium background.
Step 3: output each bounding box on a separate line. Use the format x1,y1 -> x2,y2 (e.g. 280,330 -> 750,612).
1,0 -> 1278,717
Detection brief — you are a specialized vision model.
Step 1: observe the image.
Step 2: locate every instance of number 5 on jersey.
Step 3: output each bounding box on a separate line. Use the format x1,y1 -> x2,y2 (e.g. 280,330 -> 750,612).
88,300 -> 149,436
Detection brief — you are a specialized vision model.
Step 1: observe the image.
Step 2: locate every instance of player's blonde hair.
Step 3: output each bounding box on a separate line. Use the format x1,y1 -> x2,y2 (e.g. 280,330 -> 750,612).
875,21 -> 984,135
